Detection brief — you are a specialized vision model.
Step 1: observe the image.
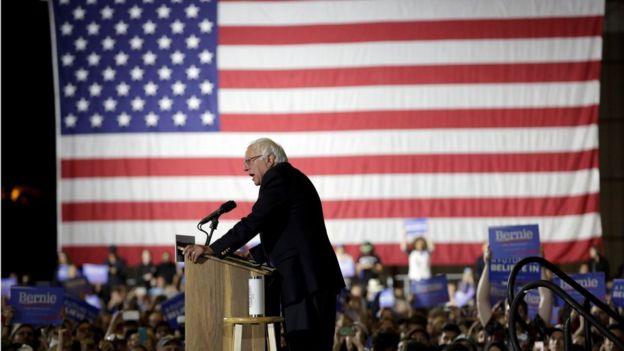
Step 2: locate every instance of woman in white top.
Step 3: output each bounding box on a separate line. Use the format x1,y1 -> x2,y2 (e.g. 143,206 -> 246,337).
401,235 -> 434,281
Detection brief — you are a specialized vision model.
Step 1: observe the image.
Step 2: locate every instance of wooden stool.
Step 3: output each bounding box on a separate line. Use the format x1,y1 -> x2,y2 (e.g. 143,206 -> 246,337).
223,316 -> 284,351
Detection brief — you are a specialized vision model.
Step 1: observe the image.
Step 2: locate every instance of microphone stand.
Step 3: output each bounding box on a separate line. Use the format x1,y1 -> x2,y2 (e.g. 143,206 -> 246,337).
197,216 -> 220,246
206,217 -> 219,246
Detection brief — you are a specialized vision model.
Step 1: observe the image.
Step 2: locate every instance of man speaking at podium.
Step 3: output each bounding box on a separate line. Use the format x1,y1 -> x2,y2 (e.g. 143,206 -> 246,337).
184,138 -> 345,351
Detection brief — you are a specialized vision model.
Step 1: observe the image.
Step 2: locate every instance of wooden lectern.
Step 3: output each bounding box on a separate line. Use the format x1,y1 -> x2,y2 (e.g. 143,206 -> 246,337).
185,255 -> 275,350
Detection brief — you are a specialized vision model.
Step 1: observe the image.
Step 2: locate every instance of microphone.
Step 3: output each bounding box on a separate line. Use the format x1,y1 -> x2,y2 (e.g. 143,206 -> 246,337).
198,200 -> 237,226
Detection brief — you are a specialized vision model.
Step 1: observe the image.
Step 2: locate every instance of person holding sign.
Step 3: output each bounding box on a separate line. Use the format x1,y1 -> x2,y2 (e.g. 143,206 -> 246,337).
401,232 -> 434,282
184,138 -> 345,351
476,246 -> 553,350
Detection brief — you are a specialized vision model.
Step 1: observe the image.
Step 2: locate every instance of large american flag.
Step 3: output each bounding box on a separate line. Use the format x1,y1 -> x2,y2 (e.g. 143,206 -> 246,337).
51,0 -> 604,266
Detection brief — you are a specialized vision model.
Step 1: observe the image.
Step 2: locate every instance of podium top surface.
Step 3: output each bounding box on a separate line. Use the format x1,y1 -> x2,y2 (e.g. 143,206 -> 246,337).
188,254 -> 274,276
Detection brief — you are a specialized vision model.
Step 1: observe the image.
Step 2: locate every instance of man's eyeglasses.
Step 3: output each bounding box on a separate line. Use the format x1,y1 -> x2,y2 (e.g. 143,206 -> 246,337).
243,155 -> 263,167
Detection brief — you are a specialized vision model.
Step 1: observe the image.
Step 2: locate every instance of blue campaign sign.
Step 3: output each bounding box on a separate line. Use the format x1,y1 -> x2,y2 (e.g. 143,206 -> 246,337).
82,264 -> 109,285
489,281 -> 540,316
489,224 -> 540,258
552,272 -> 605,307
378,288 -> 395,309
63,277 -> 93,297
488,224 -> 541,303
613,279 -> 624,307
404,218 -> 428,241
410,275 -> 449,308
64,294 -> 100,322
160,293 -> 184,328
524,289 -> 541,320
9,286 -> 64,325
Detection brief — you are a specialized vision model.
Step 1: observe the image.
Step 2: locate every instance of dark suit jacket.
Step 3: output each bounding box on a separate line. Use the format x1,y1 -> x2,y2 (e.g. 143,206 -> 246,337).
210,162 -> 346,306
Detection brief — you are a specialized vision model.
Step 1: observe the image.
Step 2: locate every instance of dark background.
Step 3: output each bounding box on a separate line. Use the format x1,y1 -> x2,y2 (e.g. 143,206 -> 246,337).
2,0 -> 58,281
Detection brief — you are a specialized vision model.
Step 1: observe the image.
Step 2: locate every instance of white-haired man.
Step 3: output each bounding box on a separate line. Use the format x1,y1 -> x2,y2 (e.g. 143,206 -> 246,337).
185,138 -> 345,350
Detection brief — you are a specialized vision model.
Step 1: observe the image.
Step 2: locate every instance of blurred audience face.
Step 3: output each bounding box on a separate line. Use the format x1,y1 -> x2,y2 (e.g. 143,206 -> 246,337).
591,305 -> 609,326
80,338 -> 97,351
548,330 -> 564,351
578,263 -> 589,274
148,311 -> 165,329
409,329 -> 430,346
154,323 -> 173,341
439,329 -> 459,345
141,250 -> 152,265
589,246 -> 598,259
74,322 -> 94,342
12,325 -> 35,346
603,327 -> 624,351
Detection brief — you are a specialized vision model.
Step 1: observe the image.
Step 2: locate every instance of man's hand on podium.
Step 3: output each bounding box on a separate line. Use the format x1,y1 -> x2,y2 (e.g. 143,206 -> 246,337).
183,245 -> 214,263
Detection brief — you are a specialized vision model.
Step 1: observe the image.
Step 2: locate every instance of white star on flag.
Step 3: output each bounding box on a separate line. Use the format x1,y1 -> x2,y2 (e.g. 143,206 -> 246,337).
170,51 -> 184,65
143,21 -> 157,35
172,111 -> 187,126
198,19 -> 212,33
114,21 -> 128,35
87,53 -> 100,66
90,113 -> 104,128
185,65 -> 200,80
130,66 -> 144,80
102,67 -> 116,81
114,52 -> 129,65
171,81 -> 185,95
117,112 -> 131,127
116,82 -> 130,96
144,81 -> 158,96
157,66 -> 172,80
87,22 -> 100,35
198,50 -> 213,64
199,80 -> 213,95
145,112 -> 159,127
103,98 -> 117,111
200,111 -> 214,125
60,22 -> 73,35
61,53 -> 75,66
131,97 -> 145,111
158,96 -> 173,111
63,83 -> 76,97
64,113 -> 77,127
186,95 -> 201,110
142,51 -> 157,65
89,83 -> 102,96
100,6 -> 114,20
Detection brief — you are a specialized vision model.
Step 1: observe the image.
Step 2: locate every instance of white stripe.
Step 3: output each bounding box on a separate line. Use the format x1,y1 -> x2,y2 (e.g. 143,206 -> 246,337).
59,213 -> 601,246
220,0 -> 604,25
60,169 -> 600,202
60,125 -> 599,158
326,214 -> 602,244
219,38 -> 602,69
219,82 -> 599,114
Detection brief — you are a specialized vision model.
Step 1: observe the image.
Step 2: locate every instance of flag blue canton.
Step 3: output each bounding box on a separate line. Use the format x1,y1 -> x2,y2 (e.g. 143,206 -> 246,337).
52,0 -> 219,134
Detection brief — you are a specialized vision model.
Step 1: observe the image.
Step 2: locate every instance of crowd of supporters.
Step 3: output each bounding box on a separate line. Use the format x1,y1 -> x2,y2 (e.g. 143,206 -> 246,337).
1,243 -> 623,351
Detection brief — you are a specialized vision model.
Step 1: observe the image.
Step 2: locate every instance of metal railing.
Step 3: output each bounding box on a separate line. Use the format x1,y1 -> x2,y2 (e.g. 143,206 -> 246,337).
506,256 -> 624,351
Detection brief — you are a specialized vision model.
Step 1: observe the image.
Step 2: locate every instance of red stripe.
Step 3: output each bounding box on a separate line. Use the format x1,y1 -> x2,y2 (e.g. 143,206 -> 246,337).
220,106 -> 598,132
61,194 -> 598,221
339,237 -> 602,266
61,150 -> 598,178
220,17 -> 603,45
220,62 -> 601,88
60,237 -> 601,266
